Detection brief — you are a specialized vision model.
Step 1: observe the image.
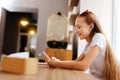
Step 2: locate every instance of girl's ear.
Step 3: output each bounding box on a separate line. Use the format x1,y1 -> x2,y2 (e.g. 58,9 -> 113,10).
89,23 -> 94,31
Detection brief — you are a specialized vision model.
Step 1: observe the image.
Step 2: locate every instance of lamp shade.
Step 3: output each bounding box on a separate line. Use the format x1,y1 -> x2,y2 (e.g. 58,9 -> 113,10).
47,12 -> 68,49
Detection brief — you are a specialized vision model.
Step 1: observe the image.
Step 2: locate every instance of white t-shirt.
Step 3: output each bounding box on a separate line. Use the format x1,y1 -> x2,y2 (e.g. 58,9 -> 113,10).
83,33 -> 106,78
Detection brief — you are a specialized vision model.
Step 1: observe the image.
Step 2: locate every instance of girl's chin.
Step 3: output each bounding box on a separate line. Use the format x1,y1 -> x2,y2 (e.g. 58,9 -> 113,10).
80,38 -> 83,40
79,36 -> 84,40
78,35 -> 84,39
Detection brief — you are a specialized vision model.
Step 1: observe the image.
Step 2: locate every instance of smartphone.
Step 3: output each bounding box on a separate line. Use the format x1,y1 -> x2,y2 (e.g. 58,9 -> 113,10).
43,51 -> 50,60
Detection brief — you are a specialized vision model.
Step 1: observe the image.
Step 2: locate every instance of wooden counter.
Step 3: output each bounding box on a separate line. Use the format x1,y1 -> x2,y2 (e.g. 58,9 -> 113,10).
46,48 -> 72,60
0,63 -> 100,80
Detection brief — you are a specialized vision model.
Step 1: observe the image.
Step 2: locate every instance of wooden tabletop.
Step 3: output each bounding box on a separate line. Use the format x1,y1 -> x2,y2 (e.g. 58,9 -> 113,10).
0,63 -> 100,80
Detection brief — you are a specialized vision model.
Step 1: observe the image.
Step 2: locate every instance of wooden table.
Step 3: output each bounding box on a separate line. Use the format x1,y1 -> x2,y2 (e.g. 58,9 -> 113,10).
0,63 -> 100,80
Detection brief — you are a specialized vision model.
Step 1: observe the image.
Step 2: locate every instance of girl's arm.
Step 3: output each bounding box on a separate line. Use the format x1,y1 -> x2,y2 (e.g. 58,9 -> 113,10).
47,45 -> 101,71
75,53 -> 85,61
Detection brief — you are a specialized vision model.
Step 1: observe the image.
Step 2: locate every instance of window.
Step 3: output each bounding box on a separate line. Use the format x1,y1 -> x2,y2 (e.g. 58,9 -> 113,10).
112,0 -> 120,60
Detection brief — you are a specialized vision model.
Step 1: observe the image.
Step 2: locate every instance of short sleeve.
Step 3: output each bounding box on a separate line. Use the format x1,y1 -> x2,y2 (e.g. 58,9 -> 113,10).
90,33 -> 106,50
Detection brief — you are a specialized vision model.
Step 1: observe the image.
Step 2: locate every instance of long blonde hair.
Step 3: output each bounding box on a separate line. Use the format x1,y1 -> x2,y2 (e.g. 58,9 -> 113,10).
78,10 -> 120,80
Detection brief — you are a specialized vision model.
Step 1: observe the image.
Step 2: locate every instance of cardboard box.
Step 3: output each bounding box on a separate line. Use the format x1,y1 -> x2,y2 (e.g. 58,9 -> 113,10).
1,57 -> 38,74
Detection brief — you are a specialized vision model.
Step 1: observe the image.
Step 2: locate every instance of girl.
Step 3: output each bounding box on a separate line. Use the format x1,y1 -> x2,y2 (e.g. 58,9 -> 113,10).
46,10 -> 120,80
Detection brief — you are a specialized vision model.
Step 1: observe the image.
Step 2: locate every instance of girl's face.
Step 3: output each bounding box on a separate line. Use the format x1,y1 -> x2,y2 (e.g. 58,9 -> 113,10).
75,16 -> 94,40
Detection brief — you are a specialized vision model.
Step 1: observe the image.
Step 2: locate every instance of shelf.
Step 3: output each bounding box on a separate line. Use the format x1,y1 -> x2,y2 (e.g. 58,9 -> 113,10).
68,0 -> 79,11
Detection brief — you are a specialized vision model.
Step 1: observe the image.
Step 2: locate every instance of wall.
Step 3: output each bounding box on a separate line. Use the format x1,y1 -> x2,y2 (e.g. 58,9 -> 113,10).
0,0 -> 68,59
78,0 -> 113,56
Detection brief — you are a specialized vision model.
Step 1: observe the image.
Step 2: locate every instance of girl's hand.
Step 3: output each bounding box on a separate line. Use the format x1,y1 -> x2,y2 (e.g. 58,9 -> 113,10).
47,57 -> 60,68
51,57 -> 60,61
47,59 -> 55,68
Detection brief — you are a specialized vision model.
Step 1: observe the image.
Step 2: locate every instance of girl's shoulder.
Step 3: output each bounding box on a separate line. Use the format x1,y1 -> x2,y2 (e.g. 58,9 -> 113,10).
90,33 -> 106,50
92,33 -> 105,40
91,33 -> 106,46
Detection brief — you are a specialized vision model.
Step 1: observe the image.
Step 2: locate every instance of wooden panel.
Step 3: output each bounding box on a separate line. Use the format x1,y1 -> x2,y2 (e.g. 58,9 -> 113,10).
45,48 -> 72,61
46,48 -> 56,58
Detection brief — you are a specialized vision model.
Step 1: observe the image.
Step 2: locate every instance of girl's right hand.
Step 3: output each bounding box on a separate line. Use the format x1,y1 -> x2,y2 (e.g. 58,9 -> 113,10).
47,59 -> 56,68
47,57 -> 60,68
